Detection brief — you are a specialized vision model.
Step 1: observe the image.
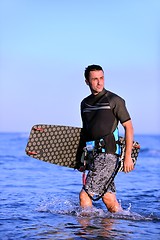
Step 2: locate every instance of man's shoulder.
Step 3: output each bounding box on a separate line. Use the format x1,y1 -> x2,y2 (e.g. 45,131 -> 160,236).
81,94 -> 92,104
106,90 -> 124,101
105,90 -> 125,110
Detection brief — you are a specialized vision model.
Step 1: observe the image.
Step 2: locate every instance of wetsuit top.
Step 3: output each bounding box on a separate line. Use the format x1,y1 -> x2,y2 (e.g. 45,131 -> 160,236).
81,88 -> 131,141
76,88 -> 131,166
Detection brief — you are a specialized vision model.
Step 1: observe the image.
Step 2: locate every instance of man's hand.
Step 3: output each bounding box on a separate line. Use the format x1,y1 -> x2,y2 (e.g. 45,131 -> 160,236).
123,156 -> 134,173
75,162 -> 86,172
78,165 -> 86,172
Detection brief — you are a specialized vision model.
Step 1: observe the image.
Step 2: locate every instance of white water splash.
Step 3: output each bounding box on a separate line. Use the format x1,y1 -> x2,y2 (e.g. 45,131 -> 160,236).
36,197 -> 156,221
107,202 -> 152,221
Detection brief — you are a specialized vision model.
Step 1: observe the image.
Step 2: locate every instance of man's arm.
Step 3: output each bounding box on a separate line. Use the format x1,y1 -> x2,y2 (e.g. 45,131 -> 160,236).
122,119 -> 134,173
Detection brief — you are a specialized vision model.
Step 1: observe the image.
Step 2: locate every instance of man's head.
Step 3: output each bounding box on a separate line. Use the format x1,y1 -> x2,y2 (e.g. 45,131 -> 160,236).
84,64 -> 104,95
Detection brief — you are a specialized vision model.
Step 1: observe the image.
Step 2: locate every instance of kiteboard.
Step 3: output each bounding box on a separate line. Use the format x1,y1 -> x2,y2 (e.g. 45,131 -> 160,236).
25,124 -> 140,171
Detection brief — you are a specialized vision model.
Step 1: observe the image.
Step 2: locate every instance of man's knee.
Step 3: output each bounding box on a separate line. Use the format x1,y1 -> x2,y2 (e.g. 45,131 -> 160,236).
79,190 -> 92,207
102,192 -> 120,212
79,189 -> 90,202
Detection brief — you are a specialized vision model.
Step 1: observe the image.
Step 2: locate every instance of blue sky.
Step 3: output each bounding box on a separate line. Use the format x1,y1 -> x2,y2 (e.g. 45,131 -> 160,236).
0,0 -> 159,134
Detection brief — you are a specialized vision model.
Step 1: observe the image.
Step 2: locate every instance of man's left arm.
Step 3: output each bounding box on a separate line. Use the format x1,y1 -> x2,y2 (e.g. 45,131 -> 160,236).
122,119 -> 134,173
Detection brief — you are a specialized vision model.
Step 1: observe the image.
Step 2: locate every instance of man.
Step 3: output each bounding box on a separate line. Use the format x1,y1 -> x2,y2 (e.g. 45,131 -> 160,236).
76,64 -> 134,213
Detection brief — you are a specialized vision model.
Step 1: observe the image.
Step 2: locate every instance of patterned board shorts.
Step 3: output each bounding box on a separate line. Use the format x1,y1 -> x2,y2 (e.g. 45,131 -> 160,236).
83,153 -> 118,199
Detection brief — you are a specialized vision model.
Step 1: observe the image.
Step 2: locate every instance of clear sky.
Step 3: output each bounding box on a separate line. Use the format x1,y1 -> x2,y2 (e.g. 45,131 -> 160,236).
0,0 -> 159,134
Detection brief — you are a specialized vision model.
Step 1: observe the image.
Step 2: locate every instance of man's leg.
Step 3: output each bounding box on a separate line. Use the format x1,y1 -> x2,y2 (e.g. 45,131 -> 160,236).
102,192 -> 122,213
79,189 -> 92,208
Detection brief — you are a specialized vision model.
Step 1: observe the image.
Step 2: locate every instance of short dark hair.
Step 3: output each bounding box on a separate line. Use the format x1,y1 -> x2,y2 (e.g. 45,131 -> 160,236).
84,64 -> 104,81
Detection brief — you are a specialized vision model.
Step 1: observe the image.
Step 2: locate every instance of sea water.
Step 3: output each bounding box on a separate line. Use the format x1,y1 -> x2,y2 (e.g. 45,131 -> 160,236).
0,133 -> 160,239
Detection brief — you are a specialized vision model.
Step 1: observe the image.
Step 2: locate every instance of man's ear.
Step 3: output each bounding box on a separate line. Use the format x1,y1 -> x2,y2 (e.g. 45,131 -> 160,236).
85,79 -> 89,85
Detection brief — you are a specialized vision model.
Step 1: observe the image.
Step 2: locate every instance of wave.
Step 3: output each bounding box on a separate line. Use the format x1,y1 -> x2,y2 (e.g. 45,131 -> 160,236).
139,148 -> 160,158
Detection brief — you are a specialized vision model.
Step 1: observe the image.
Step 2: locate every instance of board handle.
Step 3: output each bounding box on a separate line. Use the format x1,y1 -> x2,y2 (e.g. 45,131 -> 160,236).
26,151 -> 38,155
33,126 -> 44,132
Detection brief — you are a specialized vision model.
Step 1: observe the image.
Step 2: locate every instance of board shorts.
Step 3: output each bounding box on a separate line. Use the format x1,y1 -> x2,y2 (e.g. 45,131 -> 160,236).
83,153 -> 118,200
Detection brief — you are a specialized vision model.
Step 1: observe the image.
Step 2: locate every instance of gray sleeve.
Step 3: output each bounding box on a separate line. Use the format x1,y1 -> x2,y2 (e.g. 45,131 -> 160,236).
108,92 -> 131,124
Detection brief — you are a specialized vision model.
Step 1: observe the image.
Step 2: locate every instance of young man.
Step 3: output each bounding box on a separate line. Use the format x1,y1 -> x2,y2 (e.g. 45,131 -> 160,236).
76,64 -> 134,213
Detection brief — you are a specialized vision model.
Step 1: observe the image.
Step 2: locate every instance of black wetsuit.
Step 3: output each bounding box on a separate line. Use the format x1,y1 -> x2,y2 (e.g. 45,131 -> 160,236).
76,88 -> 131,167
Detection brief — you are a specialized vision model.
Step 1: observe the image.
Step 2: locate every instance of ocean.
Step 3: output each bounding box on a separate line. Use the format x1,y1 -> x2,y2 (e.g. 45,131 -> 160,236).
0,133 -> 160,240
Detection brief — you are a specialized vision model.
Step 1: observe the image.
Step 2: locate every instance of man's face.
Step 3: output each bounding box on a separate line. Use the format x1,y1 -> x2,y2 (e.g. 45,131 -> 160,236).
86,70 -> 104,95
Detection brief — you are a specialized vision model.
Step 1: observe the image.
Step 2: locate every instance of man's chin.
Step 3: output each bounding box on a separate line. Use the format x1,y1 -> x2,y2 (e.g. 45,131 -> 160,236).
97,87 -> 104,92
93,88 -> 103,95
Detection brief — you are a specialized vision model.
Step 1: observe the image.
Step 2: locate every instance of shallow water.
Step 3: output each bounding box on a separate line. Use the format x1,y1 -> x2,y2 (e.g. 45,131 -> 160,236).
0,133 -> 160,239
